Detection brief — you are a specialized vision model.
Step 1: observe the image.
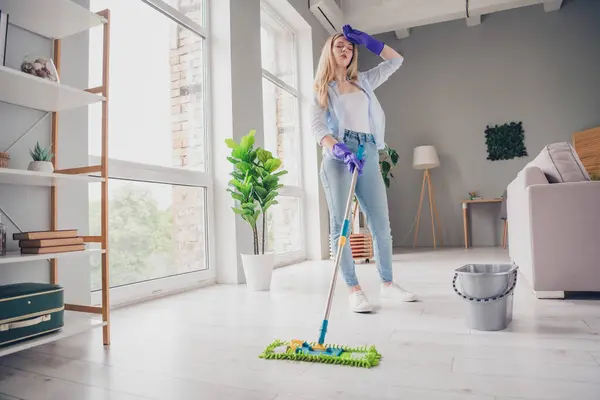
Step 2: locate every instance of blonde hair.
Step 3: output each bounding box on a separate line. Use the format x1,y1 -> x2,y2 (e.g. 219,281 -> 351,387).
314,33 -> 359,109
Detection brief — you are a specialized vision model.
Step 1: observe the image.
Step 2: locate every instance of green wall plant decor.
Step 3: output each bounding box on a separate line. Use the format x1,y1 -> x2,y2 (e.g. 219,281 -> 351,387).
485,121 -> 528,161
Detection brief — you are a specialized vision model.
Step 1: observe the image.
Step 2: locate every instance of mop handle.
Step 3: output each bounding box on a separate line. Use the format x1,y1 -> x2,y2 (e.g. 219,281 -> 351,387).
319,144 -> 364,345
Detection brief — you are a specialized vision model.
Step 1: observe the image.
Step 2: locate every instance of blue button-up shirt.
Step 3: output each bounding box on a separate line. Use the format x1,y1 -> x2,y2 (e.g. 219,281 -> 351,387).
311,56 -> 403,151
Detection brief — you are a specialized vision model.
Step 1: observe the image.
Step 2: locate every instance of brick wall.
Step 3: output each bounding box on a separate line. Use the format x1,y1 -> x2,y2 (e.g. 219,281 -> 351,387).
170,0 -> 207,272
264,33 -> 298,256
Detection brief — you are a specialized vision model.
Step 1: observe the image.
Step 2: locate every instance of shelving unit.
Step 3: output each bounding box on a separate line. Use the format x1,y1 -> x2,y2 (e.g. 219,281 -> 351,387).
0,0 -> 111,351
0,167 -> 104,186
0,0 -> 106,39
0,65 -> 105,112
0,249 -> 105,265
0,311 -> 106,358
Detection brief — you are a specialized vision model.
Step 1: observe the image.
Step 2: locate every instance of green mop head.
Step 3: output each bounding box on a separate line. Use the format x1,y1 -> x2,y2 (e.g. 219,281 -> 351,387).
259,339 -> 382,368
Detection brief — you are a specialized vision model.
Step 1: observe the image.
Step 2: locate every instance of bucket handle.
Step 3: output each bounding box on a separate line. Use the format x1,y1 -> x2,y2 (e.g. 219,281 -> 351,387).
452,270 -> 518,303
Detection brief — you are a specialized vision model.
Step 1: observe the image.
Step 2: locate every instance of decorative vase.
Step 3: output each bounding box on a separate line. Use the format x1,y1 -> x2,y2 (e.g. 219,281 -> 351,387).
27,161 -> 54,173
21,56 -> 60,82
240,252 -> 275,291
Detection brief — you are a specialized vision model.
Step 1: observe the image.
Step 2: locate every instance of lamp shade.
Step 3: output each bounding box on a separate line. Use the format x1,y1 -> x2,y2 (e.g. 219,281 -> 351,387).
413,145 -> 440,169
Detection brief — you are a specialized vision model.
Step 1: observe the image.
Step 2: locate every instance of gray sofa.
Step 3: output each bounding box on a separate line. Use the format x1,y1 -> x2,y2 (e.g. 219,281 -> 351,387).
506,142 -> 600,298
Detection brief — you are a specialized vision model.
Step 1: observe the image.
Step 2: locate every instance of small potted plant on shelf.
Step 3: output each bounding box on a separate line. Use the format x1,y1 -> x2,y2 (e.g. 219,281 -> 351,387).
225,129 -> 287,291
28,142 -> 54,173
468,191 -> 482,200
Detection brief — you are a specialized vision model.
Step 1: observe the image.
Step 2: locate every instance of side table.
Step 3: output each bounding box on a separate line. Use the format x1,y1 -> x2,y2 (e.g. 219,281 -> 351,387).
462,198 -> 505,248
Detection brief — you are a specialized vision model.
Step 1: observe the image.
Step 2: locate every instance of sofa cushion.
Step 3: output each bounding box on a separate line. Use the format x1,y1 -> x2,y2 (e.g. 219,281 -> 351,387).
529,142 -> 590,183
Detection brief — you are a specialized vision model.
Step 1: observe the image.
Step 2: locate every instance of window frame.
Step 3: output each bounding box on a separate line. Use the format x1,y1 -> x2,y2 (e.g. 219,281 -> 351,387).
259,1 -> 307,267
89,0 -> 216,307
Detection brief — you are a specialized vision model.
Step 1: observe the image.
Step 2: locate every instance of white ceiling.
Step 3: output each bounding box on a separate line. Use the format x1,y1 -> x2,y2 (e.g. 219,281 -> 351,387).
310,0 -> 563,39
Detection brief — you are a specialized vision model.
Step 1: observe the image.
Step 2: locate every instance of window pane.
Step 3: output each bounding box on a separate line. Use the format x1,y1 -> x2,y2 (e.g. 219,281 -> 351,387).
89,180 -> 207,290
89,0 -> 207,171
164,0 -> 207,29
260,7 -> 296,88
262,78 -> 300,186
266,196 -> 302,254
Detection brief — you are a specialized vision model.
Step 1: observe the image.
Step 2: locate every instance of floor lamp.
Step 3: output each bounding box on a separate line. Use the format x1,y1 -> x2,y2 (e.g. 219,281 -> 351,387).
413,145 -> 443,248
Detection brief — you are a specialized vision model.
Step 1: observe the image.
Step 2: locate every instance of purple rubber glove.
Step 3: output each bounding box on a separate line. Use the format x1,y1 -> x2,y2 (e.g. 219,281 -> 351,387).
332,143 -> 364,175
343,25 -> 384,56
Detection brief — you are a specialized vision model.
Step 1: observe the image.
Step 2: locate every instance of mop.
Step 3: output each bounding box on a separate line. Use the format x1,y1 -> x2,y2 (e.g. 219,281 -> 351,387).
259,144 -> 382,368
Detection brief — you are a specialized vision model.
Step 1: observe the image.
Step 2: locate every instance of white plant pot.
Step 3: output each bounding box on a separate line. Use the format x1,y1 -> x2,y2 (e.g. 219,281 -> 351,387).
28,161 -> 54,173
241,252 -> 275,291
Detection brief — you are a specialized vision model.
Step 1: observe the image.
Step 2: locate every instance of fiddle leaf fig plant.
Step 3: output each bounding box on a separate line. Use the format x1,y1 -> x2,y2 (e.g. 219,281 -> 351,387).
254,148 -> 287,253
225,129 -> 287,255
226,130 -> 260,254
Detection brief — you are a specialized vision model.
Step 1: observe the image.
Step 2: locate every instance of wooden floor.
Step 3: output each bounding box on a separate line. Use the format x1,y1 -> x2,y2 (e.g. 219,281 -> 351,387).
0,247 -> 599,400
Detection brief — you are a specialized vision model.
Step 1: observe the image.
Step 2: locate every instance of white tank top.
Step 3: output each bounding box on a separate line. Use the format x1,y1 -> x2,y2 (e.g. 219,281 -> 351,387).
338,91 -> 371,134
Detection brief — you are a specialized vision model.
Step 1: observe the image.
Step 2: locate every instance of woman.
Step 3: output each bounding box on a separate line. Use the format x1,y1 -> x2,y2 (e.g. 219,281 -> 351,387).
311,25 -> 417,313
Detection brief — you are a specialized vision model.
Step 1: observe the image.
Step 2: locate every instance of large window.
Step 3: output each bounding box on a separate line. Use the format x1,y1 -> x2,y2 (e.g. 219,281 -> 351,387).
260,3 -> 306,265
89,179 -> 208,291
88,0 -> 213,300
88,0 -> 207,172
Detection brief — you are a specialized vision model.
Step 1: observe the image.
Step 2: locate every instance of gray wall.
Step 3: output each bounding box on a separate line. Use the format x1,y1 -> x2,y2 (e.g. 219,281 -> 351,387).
0,0 -> 91,304
359,0 -> 600,247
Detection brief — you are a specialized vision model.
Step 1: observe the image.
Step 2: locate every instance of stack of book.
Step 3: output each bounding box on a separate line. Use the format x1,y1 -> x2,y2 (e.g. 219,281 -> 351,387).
14,230 -> 85,254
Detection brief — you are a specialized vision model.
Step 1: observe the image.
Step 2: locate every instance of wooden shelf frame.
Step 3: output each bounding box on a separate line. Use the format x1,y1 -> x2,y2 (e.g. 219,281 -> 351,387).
0,248 -> 105,265
0,168 -> 104,186
0,311 -> 106,358
0,65 -> 105,111
0,2 -> 112,353
47,8 -> 112,347
0,0 -> 107,40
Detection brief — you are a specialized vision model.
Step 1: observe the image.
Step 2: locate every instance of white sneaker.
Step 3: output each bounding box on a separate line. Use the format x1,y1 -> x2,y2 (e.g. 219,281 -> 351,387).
349,290 -> 373,313
381,283 -> 418,302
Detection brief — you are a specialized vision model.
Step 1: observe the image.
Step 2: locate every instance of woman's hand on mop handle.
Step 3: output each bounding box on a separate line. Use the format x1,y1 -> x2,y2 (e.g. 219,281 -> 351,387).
332,143 -> 365,175
343,25 -> 384,56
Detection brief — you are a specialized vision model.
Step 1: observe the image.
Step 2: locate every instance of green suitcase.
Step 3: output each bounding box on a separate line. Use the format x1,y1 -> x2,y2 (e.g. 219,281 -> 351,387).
0,283 -> 64,347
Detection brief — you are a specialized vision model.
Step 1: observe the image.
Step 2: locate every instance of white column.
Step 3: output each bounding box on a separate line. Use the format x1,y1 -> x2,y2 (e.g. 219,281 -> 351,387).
210,0 -> 265,284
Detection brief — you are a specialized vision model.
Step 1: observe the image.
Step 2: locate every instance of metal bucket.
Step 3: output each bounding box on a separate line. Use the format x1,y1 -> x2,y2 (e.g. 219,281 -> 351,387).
453,263 -> 518,331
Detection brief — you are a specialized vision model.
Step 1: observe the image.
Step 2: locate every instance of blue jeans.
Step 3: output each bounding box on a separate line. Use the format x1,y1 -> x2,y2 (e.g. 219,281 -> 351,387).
319,130 -> 394,287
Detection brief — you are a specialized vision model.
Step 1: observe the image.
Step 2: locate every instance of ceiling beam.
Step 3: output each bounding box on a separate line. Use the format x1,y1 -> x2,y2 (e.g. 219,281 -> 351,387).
543,0 -> 563,12
466,15 -> 481,26
348,0 -> 560,36
394,28 -> 410,40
